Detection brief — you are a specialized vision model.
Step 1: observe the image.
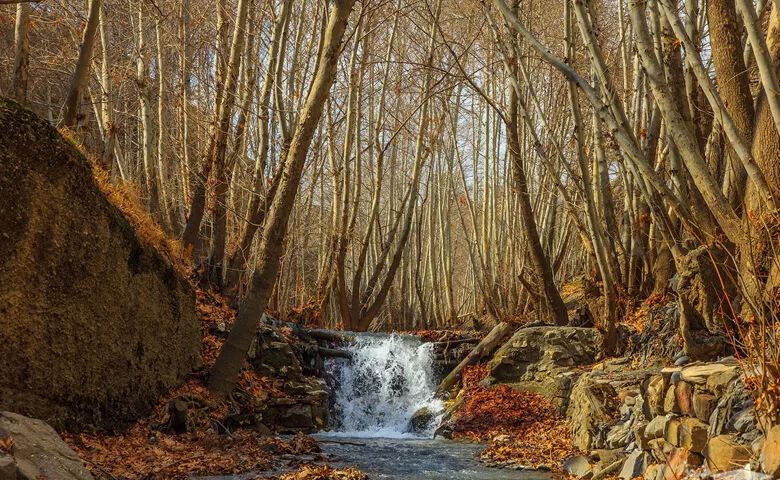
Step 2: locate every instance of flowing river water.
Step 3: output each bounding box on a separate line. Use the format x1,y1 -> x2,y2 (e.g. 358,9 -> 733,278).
203,333 -> 547,479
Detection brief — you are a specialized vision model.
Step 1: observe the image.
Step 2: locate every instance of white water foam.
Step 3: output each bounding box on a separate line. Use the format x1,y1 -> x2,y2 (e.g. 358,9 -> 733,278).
324,333 -> 444,439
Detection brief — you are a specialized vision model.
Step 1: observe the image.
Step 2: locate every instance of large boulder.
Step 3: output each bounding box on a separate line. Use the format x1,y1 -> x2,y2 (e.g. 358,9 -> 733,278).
0,411 -> 93,479
0,99 -> 201,430
487,326 -> 601,412
487,327 -> 602,382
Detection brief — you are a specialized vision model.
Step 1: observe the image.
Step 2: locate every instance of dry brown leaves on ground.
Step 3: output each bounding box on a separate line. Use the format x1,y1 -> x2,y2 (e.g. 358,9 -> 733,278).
65,423 -> 274,479
411,330 -> 486,343
266,465 -> 368,480
452,365 -> 580,477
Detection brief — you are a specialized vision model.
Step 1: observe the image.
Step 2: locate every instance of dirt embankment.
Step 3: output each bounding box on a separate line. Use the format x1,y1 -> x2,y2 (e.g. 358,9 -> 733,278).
0,98 -> 201,431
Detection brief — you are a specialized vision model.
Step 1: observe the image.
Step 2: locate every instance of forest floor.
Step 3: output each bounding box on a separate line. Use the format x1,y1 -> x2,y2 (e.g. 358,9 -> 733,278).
62,286 -> 366,480
61,281 -> 584,479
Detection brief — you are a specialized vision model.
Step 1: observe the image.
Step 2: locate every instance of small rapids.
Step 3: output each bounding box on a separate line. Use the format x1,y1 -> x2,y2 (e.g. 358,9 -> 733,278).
324,333 -> 444,438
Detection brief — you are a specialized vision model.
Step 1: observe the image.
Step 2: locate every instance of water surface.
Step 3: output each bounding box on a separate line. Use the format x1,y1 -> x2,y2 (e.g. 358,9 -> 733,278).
314,435 -> 550,480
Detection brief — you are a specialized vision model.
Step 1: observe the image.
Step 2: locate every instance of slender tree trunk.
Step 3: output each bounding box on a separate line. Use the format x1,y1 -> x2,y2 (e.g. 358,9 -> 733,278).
12,3 -> 30,105
208,0 -> 358,398
62,0 -> 102,128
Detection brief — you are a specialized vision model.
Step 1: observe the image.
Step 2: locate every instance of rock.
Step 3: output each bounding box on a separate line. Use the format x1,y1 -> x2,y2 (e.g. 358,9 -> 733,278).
763,425 -> 780,477
634,423 -> 650,450
707,367 -> 740,396
674,381 -> 693,415
506,374 -> 573,414
674,356 -> 690,366
488,327 -> 602,383
251,324 -> 302,377
730,408 -> 755,433
619,451 -> 647,480
648,438 -> 675,464
564,456 -> 593,479
646,376 -> 666,417
663,417 -> 681,446
268,404 -> 314,431
606,422 -> 632,449
0,455 -> 15,480
0,412 -> 93,480
409,407 -> 435,433
592,449 -> 625,468
663,385 -> 680,414
693,392 -> 717,422
644,464 -> 664,480
0,102 -> 201,430
705,435 -> 752,473
255,423 -> 273,436
664,447 -> 703,479
567,375 -> 618,451
680,363 -> 738,385
644,415 -> 668,441
678,418 -> 708,453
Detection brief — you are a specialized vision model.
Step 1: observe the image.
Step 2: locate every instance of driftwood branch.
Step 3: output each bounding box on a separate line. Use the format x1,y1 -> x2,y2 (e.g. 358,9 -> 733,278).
435,322 -> 511,397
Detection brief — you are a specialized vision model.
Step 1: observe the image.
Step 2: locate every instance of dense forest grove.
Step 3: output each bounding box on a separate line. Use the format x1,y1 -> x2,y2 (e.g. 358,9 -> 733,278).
2,0 -> 780,475
4,0 -> 780,392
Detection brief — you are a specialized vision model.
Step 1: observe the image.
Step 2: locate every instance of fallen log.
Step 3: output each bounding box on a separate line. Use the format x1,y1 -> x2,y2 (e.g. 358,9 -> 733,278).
435,322 -> 511,397
430,337 -> 480,347
318,346 -> 352,359
307,329 -> 355,343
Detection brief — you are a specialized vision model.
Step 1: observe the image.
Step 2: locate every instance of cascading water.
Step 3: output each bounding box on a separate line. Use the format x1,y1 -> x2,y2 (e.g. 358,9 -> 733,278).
324,333 -> 444,438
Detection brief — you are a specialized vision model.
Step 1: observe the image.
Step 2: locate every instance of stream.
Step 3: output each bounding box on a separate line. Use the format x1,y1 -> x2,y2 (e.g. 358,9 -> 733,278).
312,333 -> 546,479
200,333 -> 548,479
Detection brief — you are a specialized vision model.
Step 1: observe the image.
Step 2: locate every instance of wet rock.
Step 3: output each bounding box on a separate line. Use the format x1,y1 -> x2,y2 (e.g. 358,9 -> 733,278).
0,412 -> 93,480
618,451 -> 647,480
564,456 -> 593,479
268,404 -> 314,431
678,418 -> 708,453
705,434 -> 752,473
409,407 -> 434,433
763,425 -> 780,476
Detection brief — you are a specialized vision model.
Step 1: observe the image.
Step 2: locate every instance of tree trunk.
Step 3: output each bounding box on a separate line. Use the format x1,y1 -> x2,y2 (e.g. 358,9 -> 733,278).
12,3 -> 30,105
61,0 -> 102,128
208,0 -> 358,398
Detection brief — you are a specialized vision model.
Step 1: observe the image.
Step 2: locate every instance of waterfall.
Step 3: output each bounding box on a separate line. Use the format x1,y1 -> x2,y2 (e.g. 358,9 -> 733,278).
324,333 -> 444,438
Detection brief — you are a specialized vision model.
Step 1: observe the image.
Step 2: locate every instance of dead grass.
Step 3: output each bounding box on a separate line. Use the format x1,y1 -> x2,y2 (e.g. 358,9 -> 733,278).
59,127 -> 184,270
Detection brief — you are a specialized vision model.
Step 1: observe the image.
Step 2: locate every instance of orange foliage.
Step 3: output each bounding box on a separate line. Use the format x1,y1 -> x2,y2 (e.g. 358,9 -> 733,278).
59,127 -> 184,270
452,365 -> 580,477
267,465 -> 368,480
